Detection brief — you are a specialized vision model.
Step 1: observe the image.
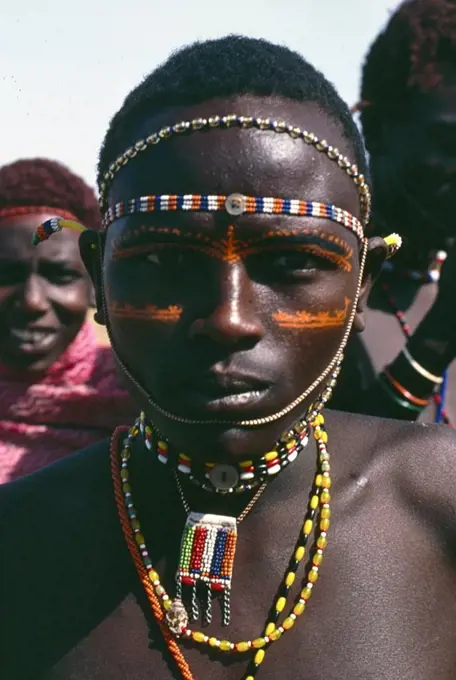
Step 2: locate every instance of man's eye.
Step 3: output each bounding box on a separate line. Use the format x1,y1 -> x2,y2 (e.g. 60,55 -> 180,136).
146,250 -> 186,268
272,252 -> 320,272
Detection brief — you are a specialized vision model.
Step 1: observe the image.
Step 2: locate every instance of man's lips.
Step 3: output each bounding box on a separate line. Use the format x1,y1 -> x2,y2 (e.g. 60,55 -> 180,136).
174,371 -> 274,414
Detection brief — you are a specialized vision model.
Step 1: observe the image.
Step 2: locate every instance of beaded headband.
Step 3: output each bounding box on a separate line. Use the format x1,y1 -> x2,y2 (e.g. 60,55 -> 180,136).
103,193 -> 365,240
97,114 -> 372,228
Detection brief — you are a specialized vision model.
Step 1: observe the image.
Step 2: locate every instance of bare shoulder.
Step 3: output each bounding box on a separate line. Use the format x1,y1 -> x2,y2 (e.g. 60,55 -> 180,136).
0,437 -> 133,680
329,410 -> 456,550
391,420 -> 456,528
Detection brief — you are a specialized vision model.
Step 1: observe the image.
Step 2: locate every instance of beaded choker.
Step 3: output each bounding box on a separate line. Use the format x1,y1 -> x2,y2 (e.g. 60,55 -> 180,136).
139,412 -> 310,494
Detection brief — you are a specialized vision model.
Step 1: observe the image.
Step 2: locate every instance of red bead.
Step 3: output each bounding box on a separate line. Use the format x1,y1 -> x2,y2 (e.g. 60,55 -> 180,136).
211,583 -> 225,591
266,458 -> 279,467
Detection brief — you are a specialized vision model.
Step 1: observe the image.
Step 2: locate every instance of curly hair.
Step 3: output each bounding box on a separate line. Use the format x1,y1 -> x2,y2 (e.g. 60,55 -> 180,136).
0,158 -> 101,230
360,0 -> 456,151
98,35 -> 368,188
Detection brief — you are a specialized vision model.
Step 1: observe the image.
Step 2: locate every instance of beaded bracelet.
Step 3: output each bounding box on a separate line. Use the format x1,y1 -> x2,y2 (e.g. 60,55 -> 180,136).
378,373 -> 424,413
402,346 -> 444,385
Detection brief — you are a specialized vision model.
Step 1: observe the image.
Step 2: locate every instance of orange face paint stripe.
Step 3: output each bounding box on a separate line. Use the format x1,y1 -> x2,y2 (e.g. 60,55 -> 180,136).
112,239 -> 352,270
112,226 -> 353,270
272,298 -> 351,329
109,302 -> 183,322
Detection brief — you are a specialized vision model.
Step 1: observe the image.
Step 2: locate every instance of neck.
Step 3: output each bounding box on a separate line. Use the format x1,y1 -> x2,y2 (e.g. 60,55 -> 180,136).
132,429 -> 319,520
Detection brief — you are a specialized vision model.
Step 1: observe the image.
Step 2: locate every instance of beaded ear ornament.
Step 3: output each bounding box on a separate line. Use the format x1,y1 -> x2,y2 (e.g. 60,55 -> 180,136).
31,216 -> 87,245
383,233 -> 402,260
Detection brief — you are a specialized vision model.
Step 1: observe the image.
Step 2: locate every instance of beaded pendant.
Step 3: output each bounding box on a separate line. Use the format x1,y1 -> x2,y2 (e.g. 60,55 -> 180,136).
176,512 -> 237,626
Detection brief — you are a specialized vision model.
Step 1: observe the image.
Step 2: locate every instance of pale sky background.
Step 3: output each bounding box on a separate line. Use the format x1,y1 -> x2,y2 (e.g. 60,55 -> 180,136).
1,0 -> 397,189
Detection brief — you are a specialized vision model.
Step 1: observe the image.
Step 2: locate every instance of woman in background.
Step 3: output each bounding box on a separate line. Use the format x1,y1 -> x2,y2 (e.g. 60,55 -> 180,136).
0,158 -> 133,483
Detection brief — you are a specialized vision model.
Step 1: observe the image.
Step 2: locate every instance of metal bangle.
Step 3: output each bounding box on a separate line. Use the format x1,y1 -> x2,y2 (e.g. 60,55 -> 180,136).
378,374 -> 424,413
402,346 -> 444,385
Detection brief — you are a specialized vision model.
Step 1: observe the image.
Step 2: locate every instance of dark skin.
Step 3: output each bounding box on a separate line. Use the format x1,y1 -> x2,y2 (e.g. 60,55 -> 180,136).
333,81 -> 456,420
0,213 -> 91,373
2,96 -> 456,680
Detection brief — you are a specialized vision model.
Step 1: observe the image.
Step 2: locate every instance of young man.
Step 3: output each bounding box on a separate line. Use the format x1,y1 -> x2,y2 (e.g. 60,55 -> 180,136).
2,36 -> 456,680
333,0 -> 456,422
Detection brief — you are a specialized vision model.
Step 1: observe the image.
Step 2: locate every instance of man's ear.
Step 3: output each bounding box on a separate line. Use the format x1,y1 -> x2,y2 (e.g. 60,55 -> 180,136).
353,236 -> 389,333
79,230 -> 106,326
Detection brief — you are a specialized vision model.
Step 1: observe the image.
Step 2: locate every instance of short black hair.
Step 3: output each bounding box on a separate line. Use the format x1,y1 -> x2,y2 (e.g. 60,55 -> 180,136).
360,0 -> 456,152
98,35 -> 368,190
0,158 -> 101,230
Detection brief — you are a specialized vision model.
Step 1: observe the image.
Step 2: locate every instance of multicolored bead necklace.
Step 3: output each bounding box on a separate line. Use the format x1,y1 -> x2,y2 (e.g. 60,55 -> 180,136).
141,413 -> 310,494
111,411 -> 331,680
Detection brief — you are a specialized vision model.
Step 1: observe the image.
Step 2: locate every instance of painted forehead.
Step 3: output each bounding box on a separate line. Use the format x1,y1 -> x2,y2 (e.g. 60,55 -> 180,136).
100,115 -> 371,241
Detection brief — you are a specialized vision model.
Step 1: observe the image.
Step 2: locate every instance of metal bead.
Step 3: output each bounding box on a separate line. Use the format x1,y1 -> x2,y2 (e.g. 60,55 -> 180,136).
222,114 -> 237,127
173,121 -> 190,133
302,130 -> 313,143
273,120 -> 287,132
135,139 -> 147,151
239,116 -> 254,128
288,126 -> 301,138
191,118 -> 207,130
158,126 -> 172,139
146,133 -> 159,145
257,118 -> 271,130
208,115 -> 221,127
315,139 -> 328,151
